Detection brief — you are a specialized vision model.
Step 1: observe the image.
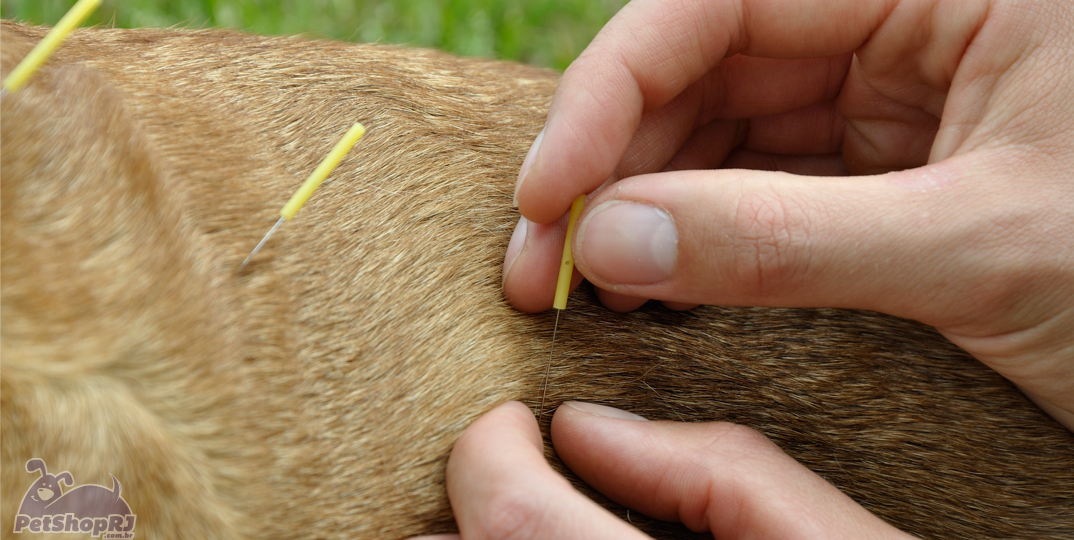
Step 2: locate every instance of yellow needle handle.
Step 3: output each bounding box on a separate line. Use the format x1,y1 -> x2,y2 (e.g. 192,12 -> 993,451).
280,122 -> 366,220
553,194 -> 587,310
2,0 -> 101,94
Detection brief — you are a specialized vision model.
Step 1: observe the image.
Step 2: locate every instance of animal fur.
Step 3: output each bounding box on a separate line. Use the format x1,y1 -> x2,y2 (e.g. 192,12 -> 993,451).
1,21 -> 1072,539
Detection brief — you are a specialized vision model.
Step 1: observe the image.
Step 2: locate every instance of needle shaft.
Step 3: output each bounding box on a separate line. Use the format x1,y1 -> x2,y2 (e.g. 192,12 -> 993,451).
239,216 -> 284,270
2,0 -> 101,95
238,123 -> 365,269
536,194 -> 586,424
538,309 -> 561,426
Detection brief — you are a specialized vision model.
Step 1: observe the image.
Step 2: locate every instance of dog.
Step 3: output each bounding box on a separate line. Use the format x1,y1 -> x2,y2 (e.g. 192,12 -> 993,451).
14,459 -> 134,536
16,460 -> 75,518
2,21 -> 1072,539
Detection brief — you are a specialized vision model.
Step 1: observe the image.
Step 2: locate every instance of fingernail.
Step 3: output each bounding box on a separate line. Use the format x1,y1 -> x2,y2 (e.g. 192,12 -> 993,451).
503,217 -> 528,281
565,401 -> 648,421
577,201 -> 677,284
513,127 -> 544,208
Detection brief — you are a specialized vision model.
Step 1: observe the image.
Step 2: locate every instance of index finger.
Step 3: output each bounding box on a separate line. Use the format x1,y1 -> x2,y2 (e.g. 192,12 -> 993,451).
446,402 -> 647,540
515,0 -> 897,223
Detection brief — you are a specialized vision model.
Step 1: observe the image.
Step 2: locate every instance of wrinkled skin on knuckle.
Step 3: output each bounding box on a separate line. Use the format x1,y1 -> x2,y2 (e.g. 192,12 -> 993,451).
479,490 -> 548,540
727,188 -> 813,297
690,423 -> 785,531
702,422 -> 780,459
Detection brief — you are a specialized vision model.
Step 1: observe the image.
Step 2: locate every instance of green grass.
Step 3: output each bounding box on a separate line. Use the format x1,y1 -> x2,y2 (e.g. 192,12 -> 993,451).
0,0 -> 627,70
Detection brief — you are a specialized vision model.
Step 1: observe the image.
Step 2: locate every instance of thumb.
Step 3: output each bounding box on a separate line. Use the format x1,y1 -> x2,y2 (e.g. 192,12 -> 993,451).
571,158 -> 981,325
551,401 -> 915,540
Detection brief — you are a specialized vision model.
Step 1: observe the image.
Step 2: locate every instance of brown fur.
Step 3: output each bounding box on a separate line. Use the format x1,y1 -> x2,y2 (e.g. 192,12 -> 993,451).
1,21 -> 1071,539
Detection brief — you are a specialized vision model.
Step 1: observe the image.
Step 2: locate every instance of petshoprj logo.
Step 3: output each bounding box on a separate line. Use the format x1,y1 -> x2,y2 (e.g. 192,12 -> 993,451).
12,459 -> 136,538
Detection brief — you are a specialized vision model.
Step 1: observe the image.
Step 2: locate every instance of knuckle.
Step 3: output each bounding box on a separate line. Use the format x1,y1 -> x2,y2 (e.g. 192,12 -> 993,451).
721,423 -> 775,452
697,423 -> 784,471
479,490 -> 546,540
709,422 -> 774,454
727,188 -> 814,296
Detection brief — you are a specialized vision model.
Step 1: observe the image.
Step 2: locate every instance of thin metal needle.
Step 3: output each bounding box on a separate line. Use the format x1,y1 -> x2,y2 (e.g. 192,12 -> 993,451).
238,123 -> 365,272
538,308 -> 561,426
239,216 -> 285,270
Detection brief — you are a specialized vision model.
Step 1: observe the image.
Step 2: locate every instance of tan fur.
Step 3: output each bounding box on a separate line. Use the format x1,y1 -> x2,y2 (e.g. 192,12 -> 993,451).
1,21 -> 1071,539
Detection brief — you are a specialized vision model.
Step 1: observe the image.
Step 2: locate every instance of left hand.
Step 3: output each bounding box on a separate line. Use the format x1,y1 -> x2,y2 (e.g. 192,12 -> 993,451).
411,401 -> 914,540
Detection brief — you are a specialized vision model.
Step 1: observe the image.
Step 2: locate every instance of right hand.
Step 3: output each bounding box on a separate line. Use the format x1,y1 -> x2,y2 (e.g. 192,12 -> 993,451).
501,0 -> 1074,430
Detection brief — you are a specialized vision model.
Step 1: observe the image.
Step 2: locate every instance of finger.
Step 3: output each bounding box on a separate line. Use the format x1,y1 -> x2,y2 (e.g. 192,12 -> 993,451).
664,127 -> 851,177
743,102 -> 845,156
595,288 -> 649,313
838,56 -> 940,174
660,119 -> 742,174
551,401 -> 914,539
616,55 -> 851,179
516,0 -> 895,223
447,401 -> 648,540
721,150 -> 849,176
661,301 -> 699,311
568,158 -> 983,326
596,288 -> 699,313
596,142 -> 846,316
503,216 -> 585,313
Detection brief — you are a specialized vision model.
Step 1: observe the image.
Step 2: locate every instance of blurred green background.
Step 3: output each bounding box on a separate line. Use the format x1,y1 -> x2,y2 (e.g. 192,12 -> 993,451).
0,0 -> 627,70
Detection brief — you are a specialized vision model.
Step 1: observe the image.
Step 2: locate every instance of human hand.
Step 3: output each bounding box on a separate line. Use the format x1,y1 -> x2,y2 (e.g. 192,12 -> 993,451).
501,0 -> 1074,430
410,401 -> 915,540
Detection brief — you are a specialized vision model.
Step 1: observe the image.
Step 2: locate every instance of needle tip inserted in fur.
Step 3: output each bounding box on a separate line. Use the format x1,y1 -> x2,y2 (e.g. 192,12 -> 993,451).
239,122 -> 366,269
2,0 -> 101,96
239,216 -> 284,270
538,194 -> 587,424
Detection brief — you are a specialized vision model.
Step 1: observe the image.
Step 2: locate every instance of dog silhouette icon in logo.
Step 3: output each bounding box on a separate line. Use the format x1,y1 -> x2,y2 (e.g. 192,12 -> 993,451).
13,459 -> 136,537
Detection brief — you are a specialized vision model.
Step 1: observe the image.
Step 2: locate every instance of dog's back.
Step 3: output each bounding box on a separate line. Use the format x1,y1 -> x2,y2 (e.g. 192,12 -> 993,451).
2,21 -> 1071,539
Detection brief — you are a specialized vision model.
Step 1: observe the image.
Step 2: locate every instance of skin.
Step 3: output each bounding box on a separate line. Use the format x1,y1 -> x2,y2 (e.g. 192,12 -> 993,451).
415,401 -> 916,540
439,0 -> 1074,537
503,0 -> 1074,428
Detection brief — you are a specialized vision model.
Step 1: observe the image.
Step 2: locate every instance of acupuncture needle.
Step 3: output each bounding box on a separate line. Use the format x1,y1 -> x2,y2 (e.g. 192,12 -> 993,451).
239,122 -> 366,270
538,194 -> 587,425
1,0 -> 101,100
